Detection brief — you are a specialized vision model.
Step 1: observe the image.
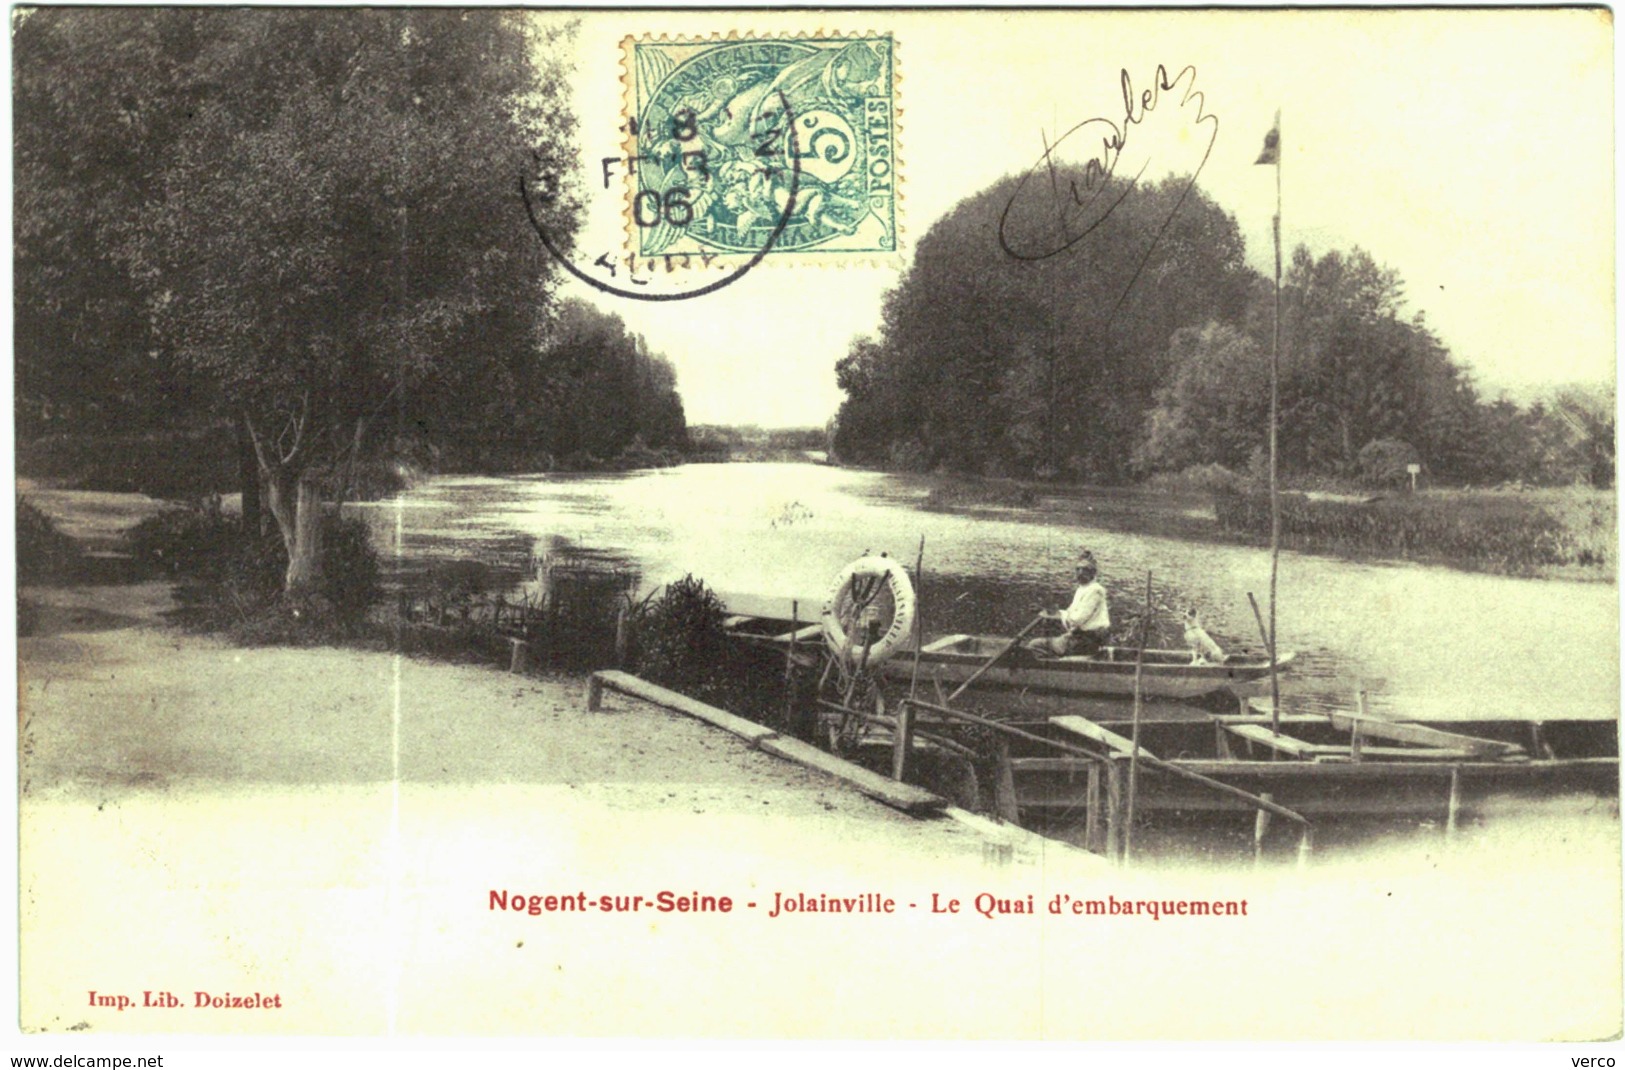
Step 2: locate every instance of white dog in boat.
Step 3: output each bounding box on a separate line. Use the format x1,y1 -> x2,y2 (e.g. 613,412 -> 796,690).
1182,609 -> 1226,665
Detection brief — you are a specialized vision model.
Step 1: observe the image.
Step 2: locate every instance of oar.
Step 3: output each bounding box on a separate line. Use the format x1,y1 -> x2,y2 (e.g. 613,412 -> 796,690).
945,613 -> 1047,704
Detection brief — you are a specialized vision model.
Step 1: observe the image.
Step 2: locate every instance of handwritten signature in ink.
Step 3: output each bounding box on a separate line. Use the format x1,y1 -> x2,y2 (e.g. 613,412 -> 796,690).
998,64 -> 1219,264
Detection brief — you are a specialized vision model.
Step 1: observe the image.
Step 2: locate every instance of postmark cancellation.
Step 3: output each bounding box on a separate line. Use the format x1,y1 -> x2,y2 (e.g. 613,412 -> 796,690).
622,34 -> 899,262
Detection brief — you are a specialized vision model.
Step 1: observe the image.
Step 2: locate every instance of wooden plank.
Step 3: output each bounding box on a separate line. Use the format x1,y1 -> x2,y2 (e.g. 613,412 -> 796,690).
591,670 -> 778,744
1225,723 -> 1485,762
1223,723 -> 1321,758
1322,745 -> 1482,761
774,623 -> 824,643
757,736 -> 947,815
1171,757 -> 1618,781
1325,711 -> 1524,757
1009,757 -> 1096,774
1050,715 -> 1159,761
1216,712 -> 1329,727
1018,758 -> 1618,817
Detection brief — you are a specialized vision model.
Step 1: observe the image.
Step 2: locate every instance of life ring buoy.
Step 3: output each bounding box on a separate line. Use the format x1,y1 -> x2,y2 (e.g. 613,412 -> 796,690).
821,554 -> 917,665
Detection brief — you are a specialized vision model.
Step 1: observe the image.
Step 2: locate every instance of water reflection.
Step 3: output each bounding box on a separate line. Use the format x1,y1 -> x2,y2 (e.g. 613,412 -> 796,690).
360,462 -> 1618,725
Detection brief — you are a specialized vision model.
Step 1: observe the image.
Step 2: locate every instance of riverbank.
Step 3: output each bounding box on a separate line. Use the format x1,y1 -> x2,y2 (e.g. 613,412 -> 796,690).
913,471 -> 1616,581
13,484 -> 1623,1039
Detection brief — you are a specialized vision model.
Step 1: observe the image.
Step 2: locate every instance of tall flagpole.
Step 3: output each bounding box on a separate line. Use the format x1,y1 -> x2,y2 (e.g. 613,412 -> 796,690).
1267,111 -> 1283,738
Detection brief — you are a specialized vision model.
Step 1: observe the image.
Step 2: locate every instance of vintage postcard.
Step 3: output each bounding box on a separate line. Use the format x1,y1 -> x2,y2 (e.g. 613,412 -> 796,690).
9,6 -> 1619,1052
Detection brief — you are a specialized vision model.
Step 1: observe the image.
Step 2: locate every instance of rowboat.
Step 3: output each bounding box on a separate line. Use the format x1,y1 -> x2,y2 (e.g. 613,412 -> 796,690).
1008,704 -> 1619,833
888,634 -> 1294,700
830,696 -> 1617,846
720,609 -> 1291,700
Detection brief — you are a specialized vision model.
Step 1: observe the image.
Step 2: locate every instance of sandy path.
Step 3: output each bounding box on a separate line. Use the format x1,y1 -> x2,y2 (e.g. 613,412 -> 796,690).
19,583 -> 1007,828
18,587 -> 1622,1041
19,582 -> 1125,1037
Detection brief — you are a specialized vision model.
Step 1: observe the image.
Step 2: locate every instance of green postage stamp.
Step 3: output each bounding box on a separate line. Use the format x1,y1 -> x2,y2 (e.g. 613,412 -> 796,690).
624,34 -> 898,260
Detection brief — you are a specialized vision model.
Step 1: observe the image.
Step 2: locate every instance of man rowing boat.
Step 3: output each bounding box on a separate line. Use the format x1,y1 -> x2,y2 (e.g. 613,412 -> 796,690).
1026,551 -> 1112,658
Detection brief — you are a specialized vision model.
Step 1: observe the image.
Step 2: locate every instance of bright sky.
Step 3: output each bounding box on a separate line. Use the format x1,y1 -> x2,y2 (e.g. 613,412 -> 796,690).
548,9 -> 1614,426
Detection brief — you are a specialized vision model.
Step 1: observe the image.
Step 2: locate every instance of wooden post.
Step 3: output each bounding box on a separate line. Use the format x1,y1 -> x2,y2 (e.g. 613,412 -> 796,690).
586,674 -> 604,712
1125,570 -> 1153,865
1246,591 -> 1278,738
993,736 -> 1019,823
908,536 -> 926,702
1296,825 -> 1314,869
1351,688 -> 1369,763
1105,757 -> 1124,864
1253,791 -> 1274,865
892,698 -> 914,782
543,592 -> 557,669
842,620 -> 878,709
1446,765 -> 1462,839
784,599 -> 800,735
508,637 -> 530,674
1265,116 -> 1285,763
614,604 -> 629,668
1531,721 -> 1555,760
1085,762 -> 1102,853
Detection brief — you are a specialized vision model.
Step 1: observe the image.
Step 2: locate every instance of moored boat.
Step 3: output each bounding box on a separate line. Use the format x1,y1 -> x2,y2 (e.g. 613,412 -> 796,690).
1009,705 -> 1619,830
720,611 -> 1291,700
893,633 -> 1294,700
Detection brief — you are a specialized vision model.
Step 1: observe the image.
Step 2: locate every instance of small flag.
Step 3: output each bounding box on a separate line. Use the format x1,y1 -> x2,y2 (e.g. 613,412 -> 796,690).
1255,113 -> 1280,165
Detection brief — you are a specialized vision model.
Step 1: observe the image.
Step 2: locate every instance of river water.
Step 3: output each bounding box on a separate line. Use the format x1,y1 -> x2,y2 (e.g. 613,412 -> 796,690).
364,461 -> 1618,726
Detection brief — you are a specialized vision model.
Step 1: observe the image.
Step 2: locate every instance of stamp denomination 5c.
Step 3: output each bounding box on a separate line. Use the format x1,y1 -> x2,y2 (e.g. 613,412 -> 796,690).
623,34 -> 898,261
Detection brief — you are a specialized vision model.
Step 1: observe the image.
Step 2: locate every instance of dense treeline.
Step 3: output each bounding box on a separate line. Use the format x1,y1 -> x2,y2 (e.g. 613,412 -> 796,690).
407,299 -> 688,473
687,425 -> 829,459
15,9 -> 688,598
834,172 -> 1613,488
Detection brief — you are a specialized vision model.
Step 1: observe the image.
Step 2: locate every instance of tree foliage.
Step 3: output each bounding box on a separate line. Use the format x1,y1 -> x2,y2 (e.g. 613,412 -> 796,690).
15,10 -> 693,606
1138,246 -> 1612,487
833,160 -> 1612,489
408,298 -> 689,472
834,173 -> 1251,481
13,10 -> 213,435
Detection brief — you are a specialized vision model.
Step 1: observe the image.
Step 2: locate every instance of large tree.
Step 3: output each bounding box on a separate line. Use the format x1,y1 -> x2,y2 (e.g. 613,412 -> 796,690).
13,10 -> 216,437
44,10 -> 581,597
834,173 -> 1253,480
1136,246 -> 1506,484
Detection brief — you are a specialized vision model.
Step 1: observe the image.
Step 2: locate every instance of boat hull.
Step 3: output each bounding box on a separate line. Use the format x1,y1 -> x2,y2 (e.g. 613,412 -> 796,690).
879,635 -> 1291,700
1009,713 -> 1619,825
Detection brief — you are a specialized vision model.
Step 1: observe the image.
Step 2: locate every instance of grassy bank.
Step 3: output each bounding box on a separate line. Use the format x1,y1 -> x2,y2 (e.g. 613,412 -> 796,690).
1213,485 -> 1616,579
903,469 -> 1615,580
922,476 -> 1039,509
